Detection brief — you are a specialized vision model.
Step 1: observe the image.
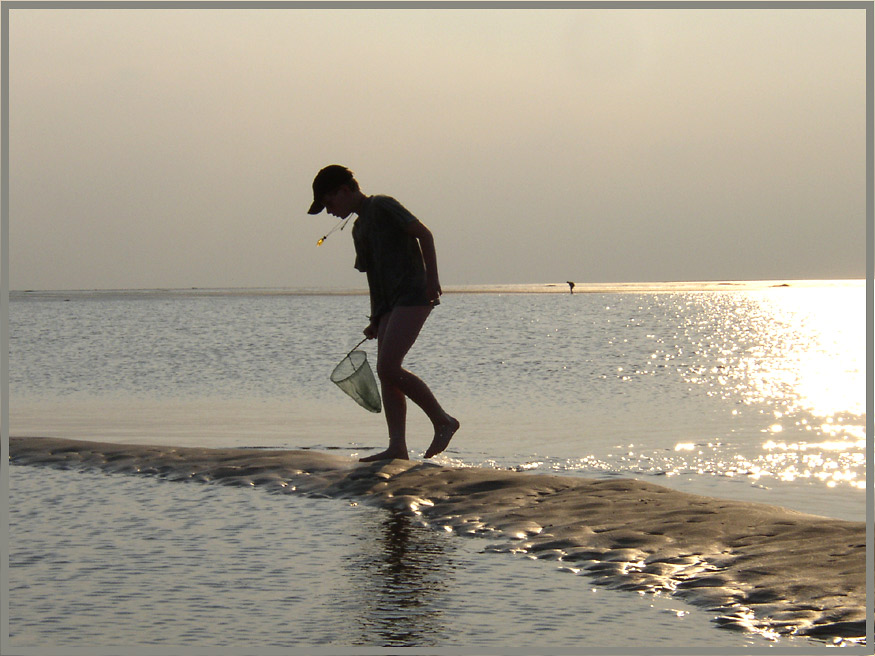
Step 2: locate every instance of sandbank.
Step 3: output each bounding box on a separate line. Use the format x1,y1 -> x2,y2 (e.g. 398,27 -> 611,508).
8,436 -> 867,644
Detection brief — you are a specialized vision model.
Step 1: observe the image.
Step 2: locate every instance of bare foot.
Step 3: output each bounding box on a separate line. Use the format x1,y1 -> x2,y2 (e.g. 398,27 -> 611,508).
359,449 -> 409,462
424,416 -> 460,459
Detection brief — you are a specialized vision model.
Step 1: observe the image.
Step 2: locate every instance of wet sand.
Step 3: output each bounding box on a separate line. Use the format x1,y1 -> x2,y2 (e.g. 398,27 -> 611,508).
8,436 -> 867,643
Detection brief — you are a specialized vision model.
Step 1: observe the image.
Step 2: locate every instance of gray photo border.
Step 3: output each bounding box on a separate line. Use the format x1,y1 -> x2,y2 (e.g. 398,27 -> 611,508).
1,2 -> 872,655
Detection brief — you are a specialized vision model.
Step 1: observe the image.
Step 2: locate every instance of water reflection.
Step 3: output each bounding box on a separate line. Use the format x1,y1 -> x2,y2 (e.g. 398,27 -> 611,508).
344,509 -> 455,647
734,287 -> 864,420
668,287 -> 866,490
673,287 -> 864,419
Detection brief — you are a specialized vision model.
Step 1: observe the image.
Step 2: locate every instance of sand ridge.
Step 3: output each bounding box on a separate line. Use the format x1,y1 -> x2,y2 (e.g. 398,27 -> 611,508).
8,436 -> 866,644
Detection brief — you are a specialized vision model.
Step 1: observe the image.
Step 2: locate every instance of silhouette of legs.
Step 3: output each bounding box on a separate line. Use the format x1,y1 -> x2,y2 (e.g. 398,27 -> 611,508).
359,306 -> 459,462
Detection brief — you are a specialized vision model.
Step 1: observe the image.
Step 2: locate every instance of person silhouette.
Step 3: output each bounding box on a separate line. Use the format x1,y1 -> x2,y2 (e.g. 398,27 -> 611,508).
308,165 -> 460,461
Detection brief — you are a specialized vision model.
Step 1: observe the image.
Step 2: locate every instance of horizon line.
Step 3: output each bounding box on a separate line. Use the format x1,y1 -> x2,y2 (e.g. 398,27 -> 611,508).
8,278 -> 865,296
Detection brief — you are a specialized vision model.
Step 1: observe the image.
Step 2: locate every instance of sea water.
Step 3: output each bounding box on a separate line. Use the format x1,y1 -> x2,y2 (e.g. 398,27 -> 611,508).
10,282 -> 866,518
6,281 -> 867,650
10,464 -> 774,651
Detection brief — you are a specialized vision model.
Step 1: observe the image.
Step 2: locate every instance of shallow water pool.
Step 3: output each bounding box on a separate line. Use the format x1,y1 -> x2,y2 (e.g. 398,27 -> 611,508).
8,464 -> 820,651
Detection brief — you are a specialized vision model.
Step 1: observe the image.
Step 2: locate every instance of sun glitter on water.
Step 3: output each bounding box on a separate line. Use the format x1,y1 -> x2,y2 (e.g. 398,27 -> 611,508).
677,283 -> 865,491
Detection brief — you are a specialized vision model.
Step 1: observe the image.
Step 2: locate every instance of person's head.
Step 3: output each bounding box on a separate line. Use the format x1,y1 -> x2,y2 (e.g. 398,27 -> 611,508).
308,165 -> 362,218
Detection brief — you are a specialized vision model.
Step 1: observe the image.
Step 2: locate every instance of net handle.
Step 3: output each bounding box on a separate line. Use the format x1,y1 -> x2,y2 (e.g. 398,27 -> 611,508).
348,336 -> 369,356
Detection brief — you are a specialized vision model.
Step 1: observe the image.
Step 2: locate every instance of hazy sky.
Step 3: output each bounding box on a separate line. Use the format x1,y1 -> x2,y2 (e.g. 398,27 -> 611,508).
8,6 -> 867,290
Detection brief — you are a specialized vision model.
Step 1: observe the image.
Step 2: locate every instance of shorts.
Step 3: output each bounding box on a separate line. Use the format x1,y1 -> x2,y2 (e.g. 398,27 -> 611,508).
394,287 -> 440,309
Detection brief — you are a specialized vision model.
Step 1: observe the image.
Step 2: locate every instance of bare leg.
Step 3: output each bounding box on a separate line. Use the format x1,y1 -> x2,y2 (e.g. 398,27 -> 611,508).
359,306 -> 459,462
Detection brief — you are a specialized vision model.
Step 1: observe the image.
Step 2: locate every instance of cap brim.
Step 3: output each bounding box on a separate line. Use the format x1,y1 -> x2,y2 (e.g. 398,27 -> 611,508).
307,200 -> 324,215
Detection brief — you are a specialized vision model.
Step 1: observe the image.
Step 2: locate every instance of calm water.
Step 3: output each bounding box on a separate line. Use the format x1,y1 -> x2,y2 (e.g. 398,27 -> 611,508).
10,282 -> 867,519
9,464 -> 776,650
6,282 -> 867,650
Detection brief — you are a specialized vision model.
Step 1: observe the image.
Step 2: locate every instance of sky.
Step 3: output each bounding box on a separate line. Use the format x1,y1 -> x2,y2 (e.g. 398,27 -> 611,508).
6,5 -> 868,291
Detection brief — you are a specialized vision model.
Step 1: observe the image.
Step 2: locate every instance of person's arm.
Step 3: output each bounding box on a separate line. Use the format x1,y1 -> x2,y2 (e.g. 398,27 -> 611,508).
405,220 -> 442,303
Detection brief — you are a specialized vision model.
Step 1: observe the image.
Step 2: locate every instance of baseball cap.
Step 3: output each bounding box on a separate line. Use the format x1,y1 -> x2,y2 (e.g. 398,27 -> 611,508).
308,165 -> 354,215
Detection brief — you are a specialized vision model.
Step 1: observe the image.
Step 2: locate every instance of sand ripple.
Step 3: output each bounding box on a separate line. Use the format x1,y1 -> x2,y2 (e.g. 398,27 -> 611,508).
9,436 -> 866,644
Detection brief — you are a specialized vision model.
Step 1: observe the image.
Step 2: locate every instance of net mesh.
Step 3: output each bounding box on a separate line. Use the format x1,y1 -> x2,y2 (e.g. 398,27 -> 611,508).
330,350 -> 382,413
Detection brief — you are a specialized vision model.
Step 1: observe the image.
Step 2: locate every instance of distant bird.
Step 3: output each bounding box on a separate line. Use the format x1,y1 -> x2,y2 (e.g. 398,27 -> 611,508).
567,281 -> 575,295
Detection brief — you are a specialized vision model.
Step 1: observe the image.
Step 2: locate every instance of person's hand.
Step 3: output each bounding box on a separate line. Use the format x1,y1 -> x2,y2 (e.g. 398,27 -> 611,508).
363,320 -> 379,340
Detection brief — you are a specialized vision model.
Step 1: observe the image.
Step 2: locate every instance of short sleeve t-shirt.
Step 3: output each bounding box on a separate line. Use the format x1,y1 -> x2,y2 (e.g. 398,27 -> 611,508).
351,195 -> 437,321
